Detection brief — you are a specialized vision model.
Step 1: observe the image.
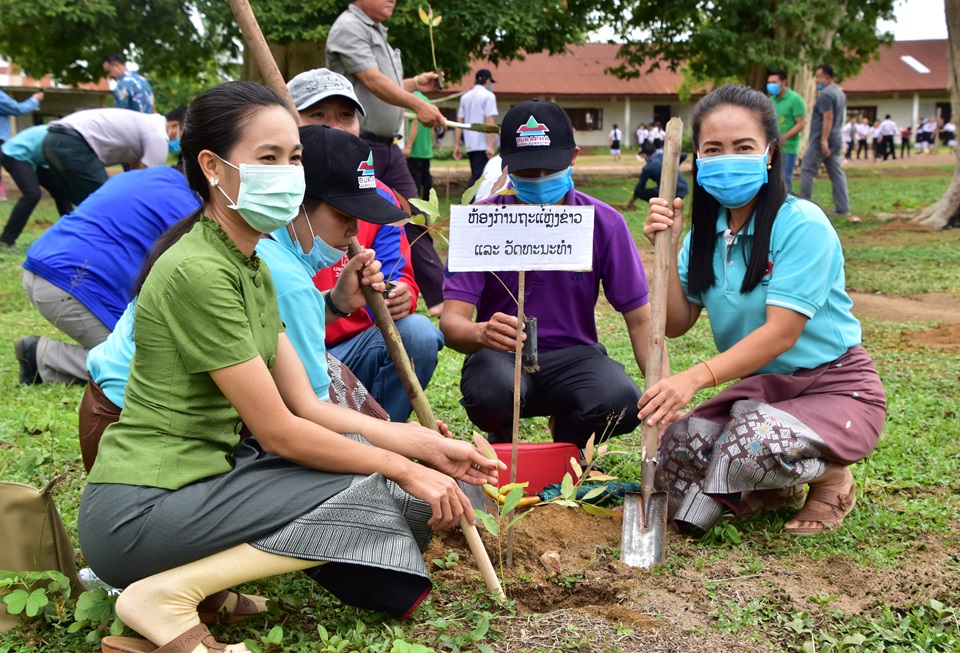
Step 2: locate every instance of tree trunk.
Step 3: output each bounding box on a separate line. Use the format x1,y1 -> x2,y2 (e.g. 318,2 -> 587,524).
914,0 -> 960,229
745,62 -> 768,91
241,40 -> 326,83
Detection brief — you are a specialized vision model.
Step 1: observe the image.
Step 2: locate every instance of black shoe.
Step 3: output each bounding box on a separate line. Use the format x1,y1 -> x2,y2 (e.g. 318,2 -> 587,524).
14,336 -> 42,385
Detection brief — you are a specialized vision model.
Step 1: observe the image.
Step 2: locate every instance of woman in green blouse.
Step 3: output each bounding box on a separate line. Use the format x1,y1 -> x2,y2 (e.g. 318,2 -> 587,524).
80,82 -> 500,653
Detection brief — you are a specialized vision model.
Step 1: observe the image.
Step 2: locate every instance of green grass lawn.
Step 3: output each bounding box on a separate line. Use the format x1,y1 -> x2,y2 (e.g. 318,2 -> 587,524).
1,163 -> 958,652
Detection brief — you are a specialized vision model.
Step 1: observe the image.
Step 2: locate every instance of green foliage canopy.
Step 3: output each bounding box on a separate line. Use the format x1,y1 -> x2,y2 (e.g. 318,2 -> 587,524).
600,0 -> 897,83
0,0 -> 236,86
0,0 -> 604,90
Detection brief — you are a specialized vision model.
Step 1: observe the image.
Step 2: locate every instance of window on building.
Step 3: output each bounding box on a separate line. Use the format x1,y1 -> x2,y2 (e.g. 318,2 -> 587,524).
565,108 -> 603,131
847,106 -> 877,123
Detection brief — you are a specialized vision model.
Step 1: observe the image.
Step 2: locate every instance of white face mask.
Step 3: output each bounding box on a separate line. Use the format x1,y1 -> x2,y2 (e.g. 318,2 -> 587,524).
214,155 -> 306,233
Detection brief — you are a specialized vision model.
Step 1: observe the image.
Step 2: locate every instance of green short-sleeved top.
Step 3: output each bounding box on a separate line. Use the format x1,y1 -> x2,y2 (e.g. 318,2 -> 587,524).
771,88 -> 806,154
88,216 -> 285,490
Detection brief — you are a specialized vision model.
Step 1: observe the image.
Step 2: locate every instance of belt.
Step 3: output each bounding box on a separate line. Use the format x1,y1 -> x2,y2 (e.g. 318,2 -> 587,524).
48,124 -> 84,139
360,129 -> 402,146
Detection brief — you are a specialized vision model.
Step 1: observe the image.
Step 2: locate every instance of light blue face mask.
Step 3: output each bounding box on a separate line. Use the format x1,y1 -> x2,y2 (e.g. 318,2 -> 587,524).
816,83 -> 825,91
273,207 -> 346,273
168,138 -> 181,154
214,155 -> 306,233
508,168 -> 574,205
766,83 -> 780,96
695,145 -> 770,209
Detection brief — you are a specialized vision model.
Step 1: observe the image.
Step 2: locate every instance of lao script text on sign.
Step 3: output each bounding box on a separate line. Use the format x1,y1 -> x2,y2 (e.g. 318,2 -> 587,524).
447,204 -> 595,272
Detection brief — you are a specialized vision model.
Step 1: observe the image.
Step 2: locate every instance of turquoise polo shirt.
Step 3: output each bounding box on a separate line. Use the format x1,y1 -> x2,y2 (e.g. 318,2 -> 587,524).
678,195 -> 861,374
0,125 -> 50,169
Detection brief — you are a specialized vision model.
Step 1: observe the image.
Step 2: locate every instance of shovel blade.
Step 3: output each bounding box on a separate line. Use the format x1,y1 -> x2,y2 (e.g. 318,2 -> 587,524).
620,490 -> 668,568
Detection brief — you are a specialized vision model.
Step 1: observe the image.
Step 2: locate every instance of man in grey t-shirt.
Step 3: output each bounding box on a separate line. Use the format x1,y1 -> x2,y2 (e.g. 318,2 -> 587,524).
798,64 -> 851,216
326,0 -> 449,315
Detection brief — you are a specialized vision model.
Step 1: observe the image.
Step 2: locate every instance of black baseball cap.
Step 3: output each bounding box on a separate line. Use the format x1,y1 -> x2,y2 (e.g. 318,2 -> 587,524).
499,99 -> 576,173
299,125 -> 409,224
475,69 -> 496,84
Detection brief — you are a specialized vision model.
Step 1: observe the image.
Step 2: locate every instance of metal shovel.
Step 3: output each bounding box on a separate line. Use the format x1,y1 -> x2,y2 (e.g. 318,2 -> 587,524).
621,116 -> 684,569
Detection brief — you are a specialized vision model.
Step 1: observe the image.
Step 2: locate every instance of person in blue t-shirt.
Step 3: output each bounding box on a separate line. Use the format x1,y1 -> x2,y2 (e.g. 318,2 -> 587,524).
641,85 -> 886,538
15,166 -> 200,385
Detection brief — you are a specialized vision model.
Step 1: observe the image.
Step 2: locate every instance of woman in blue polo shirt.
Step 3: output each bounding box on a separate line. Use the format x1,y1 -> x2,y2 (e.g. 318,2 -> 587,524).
640,84 -> 886,537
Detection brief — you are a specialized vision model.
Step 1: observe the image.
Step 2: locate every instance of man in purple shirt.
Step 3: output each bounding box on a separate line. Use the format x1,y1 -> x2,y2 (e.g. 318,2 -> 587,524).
440,99 -> 654,448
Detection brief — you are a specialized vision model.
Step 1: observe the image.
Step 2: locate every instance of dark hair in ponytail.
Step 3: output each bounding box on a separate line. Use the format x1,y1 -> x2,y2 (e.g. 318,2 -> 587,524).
687,84 -> 787,295
135,81 -> 291,293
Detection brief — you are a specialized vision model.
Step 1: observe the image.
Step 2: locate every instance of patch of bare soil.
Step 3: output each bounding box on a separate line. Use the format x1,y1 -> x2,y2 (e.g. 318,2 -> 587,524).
849,292 -> 960,326
425,506 -> 960,652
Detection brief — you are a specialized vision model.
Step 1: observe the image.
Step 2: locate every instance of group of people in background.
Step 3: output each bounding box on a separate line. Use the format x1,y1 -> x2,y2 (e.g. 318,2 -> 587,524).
0,5 -> 892,646
842,114 -> 955,161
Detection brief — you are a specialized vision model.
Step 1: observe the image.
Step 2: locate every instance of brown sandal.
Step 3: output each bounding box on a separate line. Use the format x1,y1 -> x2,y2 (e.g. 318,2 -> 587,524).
101,623 -> 232,653
197,589 -> 264,624
736,486 -> 806,520
783,485 -> 856,536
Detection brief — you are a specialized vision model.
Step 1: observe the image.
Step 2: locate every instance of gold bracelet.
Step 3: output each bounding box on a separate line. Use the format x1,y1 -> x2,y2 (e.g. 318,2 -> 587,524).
701,360 -> 719,387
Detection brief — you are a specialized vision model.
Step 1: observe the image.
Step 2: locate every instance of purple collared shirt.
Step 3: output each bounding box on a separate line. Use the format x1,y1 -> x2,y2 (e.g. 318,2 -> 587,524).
443,188 -> 649,352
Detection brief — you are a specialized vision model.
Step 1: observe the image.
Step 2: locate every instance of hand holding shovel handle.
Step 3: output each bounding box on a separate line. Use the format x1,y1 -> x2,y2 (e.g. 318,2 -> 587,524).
228,0 -> 505,602
642,118 -> 683,485
622,116 -> 683,568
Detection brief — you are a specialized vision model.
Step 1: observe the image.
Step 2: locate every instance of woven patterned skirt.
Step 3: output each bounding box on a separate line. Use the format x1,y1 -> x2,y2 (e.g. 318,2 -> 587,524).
657,346 -> 886,531
79,435 -> 433,618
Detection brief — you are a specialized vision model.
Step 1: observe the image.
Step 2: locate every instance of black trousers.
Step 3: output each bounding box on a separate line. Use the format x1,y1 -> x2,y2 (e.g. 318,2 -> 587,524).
459,343 -> 642,449
1,156 -> 73,245
42,129 -> 107,205
881,134 -> 896,160
405,157 -> 432,201
466,150 -> 488,188
633,184 -> 660,203
856,140 -> 868,159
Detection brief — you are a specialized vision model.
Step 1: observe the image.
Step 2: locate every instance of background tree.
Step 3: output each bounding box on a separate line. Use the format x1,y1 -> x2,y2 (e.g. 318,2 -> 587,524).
914,0 -> 960,230
218,0 -> 607,83
600,0 -> 895,89
0,0 -> 606,94
0,0 -> 235,86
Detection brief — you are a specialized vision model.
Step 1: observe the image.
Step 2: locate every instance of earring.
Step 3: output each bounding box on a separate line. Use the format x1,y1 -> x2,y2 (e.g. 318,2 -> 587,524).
209,178 -> 218,187
767,163 -> 772,170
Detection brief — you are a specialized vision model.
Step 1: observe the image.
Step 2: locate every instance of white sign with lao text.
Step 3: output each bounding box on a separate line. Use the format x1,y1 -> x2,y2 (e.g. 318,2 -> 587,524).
447,204 -> 595,272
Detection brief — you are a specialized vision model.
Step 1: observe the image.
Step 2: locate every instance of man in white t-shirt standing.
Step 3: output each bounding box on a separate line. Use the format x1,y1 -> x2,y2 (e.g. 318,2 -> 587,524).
878,114 -> 898,161
454,69 -> 498,189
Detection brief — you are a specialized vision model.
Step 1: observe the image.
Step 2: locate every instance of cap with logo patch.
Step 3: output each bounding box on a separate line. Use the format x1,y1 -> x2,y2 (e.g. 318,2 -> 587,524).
499,99 -> 576,173
299,125 -> 409,224
287,68 -> 366,115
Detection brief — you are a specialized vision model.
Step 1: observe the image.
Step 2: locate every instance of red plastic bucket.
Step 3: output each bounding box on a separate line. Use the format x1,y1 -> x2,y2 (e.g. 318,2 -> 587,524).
491,442 -> 581,495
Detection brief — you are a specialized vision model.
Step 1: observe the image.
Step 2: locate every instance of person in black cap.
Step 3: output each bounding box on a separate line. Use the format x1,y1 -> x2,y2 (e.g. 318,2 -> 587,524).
454,68 -> 499,190
441,99 -> 656,450
287,69 -> 445,422
79,94 -> 502,652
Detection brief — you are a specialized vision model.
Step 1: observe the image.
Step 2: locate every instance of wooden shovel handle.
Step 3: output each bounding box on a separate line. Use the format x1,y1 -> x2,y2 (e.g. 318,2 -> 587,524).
227,0 -> 505,602
641,117 -> 683,471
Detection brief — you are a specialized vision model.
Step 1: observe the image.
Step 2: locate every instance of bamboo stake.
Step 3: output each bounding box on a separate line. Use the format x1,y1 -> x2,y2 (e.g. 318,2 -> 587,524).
505,271 -> 525,568
640,117 -> 683,512
227,0 -> 505,602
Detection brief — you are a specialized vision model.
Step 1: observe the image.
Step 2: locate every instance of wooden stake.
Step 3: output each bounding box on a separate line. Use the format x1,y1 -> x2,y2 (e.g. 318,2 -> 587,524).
505,270 -> 525,568
227,0 -> 505,603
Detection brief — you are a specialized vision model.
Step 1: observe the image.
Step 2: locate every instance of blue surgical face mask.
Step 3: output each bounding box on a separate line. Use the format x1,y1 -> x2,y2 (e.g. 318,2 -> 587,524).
273,207 -> 346,272
168,138 -> 181,154
816,83 -> 825,91
695,146 -> 770,209
766,83 -> 780,96
508,168 -> 574,205
213,155 -> 306,233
